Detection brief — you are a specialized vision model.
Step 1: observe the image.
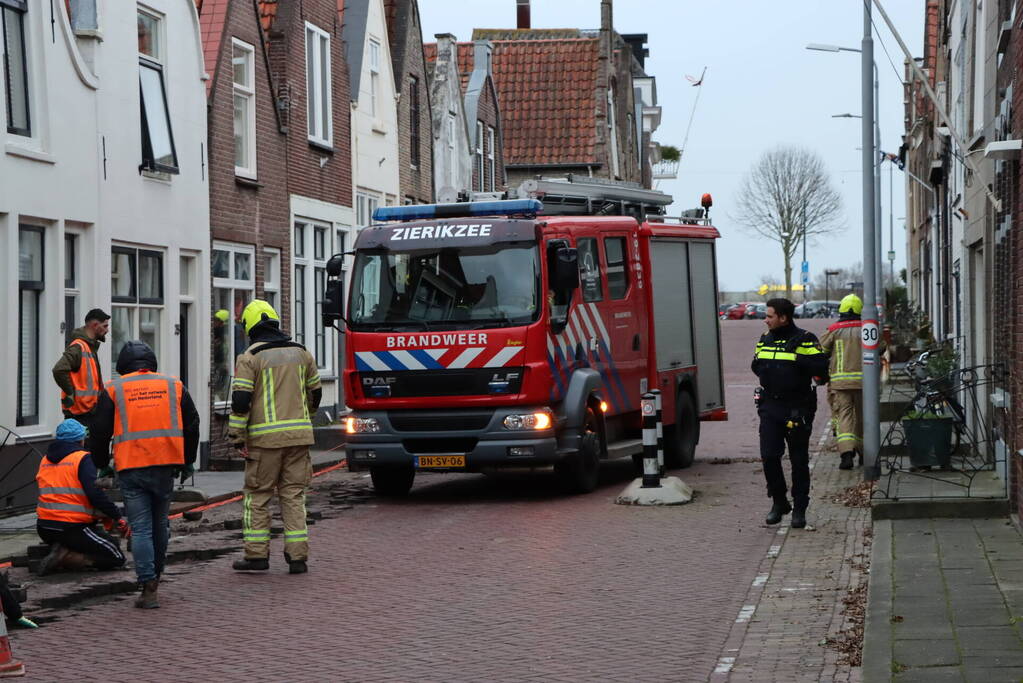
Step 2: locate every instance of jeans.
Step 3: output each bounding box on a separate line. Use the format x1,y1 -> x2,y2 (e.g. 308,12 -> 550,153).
119,465 -> 175,583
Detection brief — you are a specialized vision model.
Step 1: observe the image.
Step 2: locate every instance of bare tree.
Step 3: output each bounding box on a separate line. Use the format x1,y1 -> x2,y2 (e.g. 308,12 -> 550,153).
733,147 -> 844,299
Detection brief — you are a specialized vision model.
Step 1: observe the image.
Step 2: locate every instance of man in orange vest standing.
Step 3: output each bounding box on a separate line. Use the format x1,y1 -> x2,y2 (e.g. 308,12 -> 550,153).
90,341 -> 200,609
36,418 -> 128,575
51,309 -> 110,445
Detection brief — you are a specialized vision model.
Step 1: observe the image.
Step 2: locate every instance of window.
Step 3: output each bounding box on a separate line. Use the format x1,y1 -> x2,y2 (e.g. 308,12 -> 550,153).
232,39 -> 256,177
263,247 -> 281,311
17,225 -> 43,426
212,243 -> 255,403
64,234 -> 80,346
305,22 -> 331,146
604,237 -> 629,299
607,85 -> 620,178
138,9 -> 178,173
475,121 -> 484,192
293,222 -> 332,370
356,192 -> 379,226
576,238 -> 603,303
409,75 -> 420,168
2,0 -> 29,136
111,246 -> 164,369
447,113 -> 457,188
368,39 -> 380,117
487,125 -> 496,191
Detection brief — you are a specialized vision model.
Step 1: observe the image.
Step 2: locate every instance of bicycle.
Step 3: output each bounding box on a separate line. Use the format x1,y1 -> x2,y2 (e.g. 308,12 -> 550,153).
900,351 -> 970,462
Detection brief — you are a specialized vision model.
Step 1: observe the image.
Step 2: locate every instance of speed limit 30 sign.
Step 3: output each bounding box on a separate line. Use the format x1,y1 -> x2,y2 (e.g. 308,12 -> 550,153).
861,319 -> 880,350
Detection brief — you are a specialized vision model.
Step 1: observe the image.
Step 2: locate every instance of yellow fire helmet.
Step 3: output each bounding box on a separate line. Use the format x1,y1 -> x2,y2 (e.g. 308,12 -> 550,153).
241,299 -> 280,334
839,293 -> 863,315
214,309 -> 230,323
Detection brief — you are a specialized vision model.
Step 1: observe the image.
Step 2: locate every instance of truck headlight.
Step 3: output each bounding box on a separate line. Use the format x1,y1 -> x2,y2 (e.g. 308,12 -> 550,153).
345,417 -> 381,434
502,410 -> 553,431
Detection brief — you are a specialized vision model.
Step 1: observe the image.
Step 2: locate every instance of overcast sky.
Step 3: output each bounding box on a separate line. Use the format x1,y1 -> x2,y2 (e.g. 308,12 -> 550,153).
420,0 -> 923,292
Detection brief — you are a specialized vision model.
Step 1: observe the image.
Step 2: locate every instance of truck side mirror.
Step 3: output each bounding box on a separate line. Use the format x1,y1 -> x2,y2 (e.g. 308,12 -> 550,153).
554,247 -> 579,292
325,254 -> 345,277
322,278 -> 345,328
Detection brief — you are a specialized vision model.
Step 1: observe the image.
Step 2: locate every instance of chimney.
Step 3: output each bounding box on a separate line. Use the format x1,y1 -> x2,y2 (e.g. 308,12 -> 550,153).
517,0 -> 530,29
473,39 -> 494,77
435,32 -> 456,61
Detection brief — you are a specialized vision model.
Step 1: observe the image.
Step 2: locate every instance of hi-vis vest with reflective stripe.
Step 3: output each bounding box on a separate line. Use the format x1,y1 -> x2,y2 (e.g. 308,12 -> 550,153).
229,342 -> 319,448
821,320 -> 863,390
37,450 -> 95,523
106,371 -> 185,472
63,338 -> 102,415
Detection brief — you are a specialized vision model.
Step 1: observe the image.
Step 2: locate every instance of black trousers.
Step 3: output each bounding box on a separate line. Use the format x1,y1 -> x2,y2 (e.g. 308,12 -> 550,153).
758,399 -> 814,505
37,524 -> 126,569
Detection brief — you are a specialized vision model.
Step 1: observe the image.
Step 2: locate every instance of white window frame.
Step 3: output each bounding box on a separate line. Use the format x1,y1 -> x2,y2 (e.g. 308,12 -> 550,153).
111,244 -> 166,374
2,0 -> 31,137
356,191 -> 380,227
63,231 -> 81,348
138,7 -> 178,174
17,224 -> 44,427
305,22 -> 332,147
293,221 -> 333,373
487,125 -> 496,191
475,120 -> 484,192
368,39 -> 380,117
263,247 -> 281,312
211,241 -> 255,405
232,38 -> 257,179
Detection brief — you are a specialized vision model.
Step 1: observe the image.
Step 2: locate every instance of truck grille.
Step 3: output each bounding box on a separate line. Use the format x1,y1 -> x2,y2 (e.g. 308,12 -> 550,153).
389,410 -> 494,432
403,438 -> 478,454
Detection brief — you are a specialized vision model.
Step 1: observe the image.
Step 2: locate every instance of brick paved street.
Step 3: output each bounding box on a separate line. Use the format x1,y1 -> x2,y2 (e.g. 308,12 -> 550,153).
12,319 -> 867,682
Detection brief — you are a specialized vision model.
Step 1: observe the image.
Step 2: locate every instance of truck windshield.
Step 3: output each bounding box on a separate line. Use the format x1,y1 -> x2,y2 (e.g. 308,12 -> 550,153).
349,244 -> 540,330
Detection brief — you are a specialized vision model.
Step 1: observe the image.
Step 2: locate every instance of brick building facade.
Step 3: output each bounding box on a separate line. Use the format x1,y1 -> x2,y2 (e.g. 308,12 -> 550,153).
384,0 -> 434,204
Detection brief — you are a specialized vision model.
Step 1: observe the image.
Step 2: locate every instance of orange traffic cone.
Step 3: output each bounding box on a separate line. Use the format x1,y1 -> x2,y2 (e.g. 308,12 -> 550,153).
0,607 -> 25,677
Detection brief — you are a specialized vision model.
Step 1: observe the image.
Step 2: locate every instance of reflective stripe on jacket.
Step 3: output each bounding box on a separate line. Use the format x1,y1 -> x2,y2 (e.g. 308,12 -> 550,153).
821,320 -> 863,390
63,338 -> 102,415
36,450 -> 95,523
106,371 -> 186,471
751,325 -> 829,401
229,342 -> 321,448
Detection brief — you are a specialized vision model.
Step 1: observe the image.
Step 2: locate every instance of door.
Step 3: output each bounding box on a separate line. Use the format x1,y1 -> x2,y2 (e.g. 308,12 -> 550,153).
179,303 -> 190,389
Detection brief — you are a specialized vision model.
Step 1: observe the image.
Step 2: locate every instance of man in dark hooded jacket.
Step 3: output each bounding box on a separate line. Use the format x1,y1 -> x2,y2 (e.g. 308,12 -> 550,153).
90,341 -> 200,608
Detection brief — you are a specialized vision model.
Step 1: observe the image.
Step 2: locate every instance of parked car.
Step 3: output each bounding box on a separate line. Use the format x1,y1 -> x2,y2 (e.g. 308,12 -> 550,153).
794,300 -> 841,319
747,303 -> 767,319
724,302 -> 755,320
718,303 -> 736,320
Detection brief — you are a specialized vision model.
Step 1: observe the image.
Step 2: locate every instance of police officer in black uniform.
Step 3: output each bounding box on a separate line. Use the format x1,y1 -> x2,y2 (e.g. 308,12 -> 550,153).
751,298 -> 829,529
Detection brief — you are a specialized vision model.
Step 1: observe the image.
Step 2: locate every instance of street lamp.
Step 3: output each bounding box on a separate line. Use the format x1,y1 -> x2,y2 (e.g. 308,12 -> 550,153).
825,269 -> 841,313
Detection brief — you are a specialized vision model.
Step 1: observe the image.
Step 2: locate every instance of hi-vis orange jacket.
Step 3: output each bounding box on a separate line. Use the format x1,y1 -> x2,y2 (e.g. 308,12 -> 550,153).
36,450 -> 94,523
61,338 -> 103,415
104,371 -> 186,472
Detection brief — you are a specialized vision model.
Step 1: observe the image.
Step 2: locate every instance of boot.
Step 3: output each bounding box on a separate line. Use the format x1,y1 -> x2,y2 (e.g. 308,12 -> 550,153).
858,451 -> 864,466
58,551 -> 95,571
839,452 -> 855,470
37,544 -> 70,576
232,557 -> 269,572
134,579 -> 159,609
791,499 -> 808,529
285,553 -> 307,575
765,497 -> 792,525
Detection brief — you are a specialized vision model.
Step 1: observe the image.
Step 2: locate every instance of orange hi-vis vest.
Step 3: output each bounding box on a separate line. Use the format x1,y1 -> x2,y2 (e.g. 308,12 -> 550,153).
106,371 -> 186,472
36,450 -> 95,524
63,338 -> 102,415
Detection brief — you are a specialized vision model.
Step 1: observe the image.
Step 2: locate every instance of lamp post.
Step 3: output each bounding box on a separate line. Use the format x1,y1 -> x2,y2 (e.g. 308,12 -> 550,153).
825,269 -> 841,313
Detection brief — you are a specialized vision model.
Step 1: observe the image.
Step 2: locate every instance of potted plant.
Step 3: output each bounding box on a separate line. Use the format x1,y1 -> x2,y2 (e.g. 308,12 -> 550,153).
901,409 -> 955,469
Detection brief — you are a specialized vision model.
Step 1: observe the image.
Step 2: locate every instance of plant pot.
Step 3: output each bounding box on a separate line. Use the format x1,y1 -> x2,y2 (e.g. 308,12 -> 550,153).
902,417 -> 954,468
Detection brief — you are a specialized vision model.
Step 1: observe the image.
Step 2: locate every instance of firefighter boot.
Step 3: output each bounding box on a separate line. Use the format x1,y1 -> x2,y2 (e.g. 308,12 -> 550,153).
839,452 -> 855,470
135,579 -> 159,609
284,553 -> 307,575
765,496 -> 792,525
791,498 -> 809,529
232,557 -> 269,572
37,544 -> 70,576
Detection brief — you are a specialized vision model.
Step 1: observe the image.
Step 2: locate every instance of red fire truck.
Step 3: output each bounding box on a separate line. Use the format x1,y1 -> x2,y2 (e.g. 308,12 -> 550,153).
322,189 -> 725,496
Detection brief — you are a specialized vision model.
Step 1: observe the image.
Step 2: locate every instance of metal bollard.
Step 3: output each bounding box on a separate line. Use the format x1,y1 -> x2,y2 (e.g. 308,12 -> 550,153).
652,389 -> 664,475
641,393 -> 659,488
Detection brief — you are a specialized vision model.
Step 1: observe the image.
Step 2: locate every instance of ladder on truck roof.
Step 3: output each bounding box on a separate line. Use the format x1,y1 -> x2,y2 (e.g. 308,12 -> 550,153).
512,175 -> 673,219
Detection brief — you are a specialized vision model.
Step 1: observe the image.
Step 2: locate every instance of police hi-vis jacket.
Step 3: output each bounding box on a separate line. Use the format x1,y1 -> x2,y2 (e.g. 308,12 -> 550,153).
751,323 -> 830,402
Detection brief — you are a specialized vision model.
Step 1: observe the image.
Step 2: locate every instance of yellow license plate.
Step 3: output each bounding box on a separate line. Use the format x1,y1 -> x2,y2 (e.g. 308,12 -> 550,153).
416,455 -> 466,468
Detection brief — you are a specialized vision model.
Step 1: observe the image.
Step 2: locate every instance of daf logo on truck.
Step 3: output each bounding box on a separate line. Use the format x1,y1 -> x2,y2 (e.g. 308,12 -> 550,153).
320,190 -> 727,498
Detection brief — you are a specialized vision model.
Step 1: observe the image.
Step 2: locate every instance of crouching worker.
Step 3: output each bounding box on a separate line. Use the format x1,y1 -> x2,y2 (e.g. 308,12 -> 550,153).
36,418 -> 128,575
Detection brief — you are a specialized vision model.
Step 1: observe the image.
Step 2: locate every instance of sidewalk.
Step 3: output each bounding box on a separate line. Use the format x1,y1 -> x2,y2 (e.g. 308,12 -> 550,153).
0,445 -> 346,561
864,516 -> 1023,682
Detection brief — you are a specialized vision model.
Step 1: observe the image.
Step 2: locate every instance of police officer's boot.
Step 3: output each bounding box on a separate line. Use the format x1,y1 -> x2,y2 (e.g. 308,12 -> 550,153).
765,495 -> 792,525
839,452 -> 855,470
791,498 -> 809,529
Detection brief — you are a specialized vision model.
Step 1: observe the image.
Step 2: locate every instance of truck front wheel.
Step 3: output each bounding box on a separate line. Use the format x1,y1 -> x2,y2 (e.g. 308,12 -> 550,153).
665,390 -> 698,469
370,465 -> 415,497
555,407 -> 603,494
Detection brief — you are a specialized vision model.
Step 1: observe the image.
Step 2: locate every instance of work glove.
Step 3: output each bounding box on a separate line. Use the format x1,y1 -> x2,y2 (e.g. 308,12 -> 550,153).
226,430 -> 247,449
61,396 -> 74,409
175,464 -> 195,484
115,518 -> 131,538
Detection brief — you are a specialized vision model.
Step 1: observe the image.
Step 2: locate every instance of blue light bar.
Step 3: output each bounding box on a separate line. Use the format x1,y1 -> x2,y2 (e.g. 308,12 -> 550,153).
372,199 -> 543,222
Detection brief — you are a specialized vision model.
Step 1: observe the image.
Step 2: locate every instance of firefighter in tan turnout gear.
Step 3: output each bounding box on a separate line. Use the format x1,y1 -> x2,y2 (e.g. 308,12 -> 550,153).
820,294 -> 866,470
227,301 -> 322,574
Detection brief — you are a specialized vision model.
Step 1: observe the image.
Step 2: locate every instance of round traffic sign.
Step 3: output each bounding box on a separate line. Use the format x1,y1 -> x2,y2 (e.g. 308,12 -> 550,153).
861,320 -> 880,350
